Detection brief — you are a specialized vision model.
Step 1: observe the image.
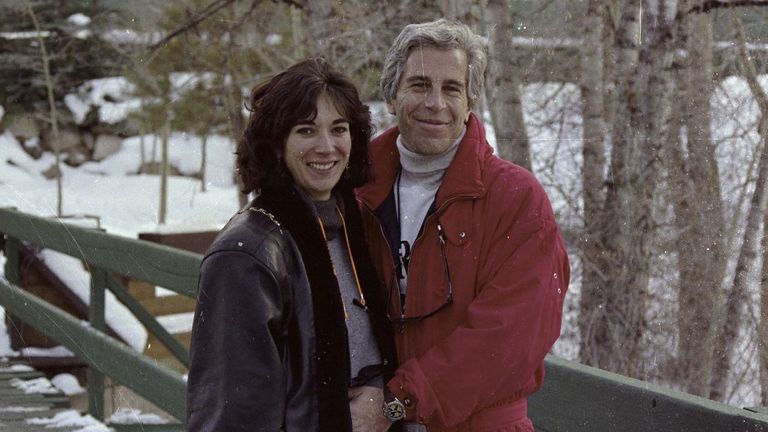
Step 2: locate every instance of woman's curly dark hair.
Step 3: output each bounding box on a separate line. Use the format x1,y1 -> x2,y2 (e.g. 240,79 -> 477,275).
237,58 -> 373,194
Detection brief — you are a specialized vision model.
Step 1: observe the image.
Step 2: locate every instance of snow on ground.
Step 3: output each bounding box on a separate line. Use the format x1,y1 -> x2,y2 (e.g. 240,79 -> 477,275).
0,122 -> 240,354
27,410 -> 110,432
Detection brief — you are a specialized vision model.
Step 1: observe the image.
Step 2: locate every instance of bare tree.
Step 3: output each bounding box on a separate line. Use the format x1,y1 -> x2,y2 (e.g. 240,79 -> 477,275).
26,3 -> 63,217
709,12 -> 768,402
577,0 -> 608,367
666,0 -> 725,398
485,0 -> 532,169
761,225 -> 768,404
580,0 -> 679,377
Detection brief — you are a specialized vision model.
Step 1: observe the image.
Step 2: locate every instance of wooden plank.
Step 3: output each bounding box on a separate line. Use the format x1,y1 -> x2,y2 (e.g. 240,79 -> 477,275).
140,295 -> 196,316
88,268 -> 106,420
111,424 -> 186,432
0,207 -> 200,297
106,275 -> 190,368
529,355 -> 768,432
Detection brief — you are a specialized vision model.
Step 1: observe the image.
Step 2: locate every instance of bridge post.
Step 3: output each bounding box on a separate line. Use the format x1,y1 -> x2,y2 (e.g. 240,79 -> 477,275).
2,236 -> 24,355
88,266 -> 107,420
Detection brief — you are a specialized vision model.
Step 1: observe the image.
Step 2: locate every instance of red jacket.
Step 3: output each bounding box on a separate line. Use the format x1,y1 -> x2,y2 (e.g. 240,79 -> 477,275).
357,113 -> 569,431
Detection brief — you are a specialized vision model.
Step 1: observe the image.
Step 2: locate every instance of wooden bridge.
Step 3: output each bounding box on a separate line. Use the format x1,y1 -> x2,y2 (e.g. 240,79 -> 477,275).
1,206 -> 767,431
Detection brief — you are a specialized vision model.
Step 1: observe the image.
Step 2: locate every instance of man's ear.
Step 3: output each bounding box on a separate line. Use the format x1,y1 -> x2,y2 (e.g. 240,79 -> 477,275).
386,101 -> 396,115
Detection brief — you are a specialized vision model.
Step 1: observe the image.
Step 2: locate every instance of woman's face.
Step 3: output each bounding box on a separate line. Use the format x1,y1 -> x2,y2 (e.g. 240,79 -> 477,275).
284,93 -> 352,201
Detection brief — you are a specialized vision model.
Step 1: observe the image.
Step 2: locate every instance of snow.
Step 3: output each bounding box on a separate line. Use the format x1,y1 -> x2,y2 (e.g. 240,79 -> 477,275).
67,13 -> 91,26
64,73 -> 222,126
74,29 -> 92,40
11,377 -> 59,395
0,364 -> 34,372
51,373 -> 85,395
0,31 -> 51,40
0,406 -> 46,412
27,410 -> 111,432
266,34 -> 282,45
108,407 -> 168,425
21,346 -> 74,358
38,249 -> 147,351
64,77 -> 138,125
0,119 -> 240,357
157,312 -> 194,334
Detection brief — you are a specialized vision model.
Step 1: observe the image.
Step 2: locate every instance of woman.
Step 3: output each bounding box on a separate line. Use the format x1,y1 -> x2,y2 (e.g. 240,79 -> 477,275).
186,58 -> 396,432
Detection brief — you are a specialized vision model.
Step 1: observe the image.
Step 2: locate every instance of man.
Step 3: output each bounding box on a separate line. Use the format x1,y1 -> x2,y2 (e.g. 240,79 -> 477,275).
353,19 -> 569,431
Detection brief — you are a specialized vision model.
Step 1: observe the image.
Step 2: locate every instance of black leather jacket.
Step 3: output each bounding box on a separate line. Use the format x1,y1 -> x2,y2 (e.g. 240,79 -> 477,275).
187,184 -> 396,432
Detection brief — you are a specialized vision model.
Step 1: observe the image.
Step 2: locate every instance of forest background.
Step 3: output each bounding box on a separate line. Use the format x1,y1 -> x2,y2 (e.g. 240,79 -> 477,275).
2,0 -> 768,413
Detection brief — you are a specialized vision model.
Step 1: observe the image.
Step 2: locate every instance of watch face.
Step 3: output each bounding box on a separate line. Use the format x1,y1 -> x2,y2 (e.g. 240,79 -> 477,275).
384,400 -> 406,420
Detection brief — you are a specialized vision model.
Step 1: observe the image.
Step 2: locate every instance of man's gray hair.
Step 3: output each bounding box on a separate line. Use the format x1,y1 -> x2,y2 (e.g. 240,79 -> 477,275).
380,19 -> 489,108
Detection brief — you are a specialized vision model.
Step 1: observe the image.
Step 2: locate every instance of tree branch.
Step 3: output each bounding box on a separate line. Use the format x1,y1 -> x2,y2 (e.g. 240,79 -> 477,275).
147,0 -> 235,55
689,0 -> 768,15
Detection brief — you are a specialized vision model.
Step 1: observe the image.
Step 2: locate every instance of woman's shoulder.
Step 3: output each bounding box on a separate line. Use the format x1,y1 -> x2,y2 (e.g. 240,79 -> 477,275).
204,201 -> 294,266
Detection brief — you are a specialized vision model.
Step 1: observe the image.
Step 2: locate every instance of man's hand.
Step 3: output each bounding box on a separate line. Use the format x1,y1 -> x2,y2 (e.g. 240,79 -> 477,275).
349,385 -> 392,432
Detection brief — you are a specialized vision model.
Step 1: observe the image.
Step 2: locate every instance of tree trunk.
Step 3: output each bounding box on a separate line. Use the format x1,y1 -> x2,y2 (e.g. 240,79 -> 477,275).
670,3 -> 724,397
591,0 -> 644,375
291,5 -> 306,59
27,4 -> 63,217
760,206 -> 768,405
200,134 -> 208,193
485,0 -> 532,170
158,117 -> 170,225
224,23 -> 248,207
594,0 -> 675,377
306,0 -> 334,59
577,0 -> 609,367
439,0 -> 474,22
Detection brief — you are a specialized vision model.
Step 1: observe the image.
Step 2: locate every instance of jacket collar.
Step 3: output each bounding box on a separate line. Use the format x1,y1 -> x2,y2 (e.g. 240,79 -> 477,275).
357,112 -> 490,211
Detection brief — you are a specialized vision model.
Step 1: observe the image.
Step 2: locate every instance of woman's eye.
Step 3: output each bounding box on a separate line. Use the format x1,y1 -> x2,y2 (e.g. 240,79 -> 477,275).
332,126 -> 349,134
295,127 -> 313,135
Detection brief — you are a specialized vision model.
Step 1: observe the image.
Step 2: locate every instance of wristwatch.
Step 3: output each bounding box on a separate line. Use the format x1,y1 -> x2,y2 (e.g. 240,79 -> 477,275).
382,390 -> 406,422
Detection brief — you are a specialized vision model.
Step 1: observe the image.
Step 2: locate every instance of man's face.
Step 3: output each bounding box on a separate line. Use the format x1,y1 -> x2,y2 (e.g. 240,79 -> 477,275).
387,47 -> 471,155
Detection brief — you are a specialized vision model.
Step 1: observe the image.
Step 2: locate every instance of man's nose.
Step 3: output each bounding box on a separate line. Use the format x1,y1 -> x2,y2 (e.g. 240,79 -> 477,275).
424,88 -> 445,110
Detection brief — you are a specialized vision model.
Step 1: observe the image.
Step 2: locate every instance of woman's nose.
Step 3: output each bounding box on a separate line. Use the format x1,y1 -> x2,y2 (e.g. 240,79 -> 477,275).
314,132 -> 335,152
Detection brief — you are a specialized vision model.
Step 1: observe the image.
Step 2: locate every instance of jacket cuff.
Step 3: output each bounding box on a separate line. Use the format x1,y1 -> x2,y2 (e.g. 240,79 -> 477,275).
386,377 -> 416,421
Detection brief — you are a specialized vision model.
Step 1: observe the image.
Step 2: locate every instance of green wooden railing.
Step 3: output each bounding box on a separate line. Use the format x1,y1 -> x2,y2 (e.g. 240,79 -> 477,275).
1,206 -> 768,432
0,207 -> 196,430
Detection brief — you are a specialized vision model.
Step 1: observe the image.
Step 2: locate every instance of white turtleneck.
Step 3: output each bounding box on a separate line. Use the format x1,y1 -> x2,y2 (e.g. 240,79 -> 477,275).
395,128 -> 465,294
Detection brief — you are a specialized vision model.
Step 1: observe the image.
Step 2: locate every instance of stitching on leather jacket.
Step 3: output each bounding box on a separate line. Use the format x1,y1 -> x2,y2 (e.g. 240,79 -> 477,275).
248,207 -> 284,234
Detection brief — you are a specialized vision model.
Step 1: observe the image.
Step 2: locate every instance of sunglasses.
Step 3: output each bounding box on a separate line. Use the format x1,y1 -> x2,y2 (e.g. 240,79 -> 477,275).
387,215 -> 454,324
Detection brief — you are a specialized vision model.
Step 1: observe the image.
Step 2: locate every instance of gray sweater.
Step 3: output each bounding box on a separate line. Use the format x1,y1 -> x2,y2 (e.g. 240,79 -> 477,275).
314,198 -> 382,386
